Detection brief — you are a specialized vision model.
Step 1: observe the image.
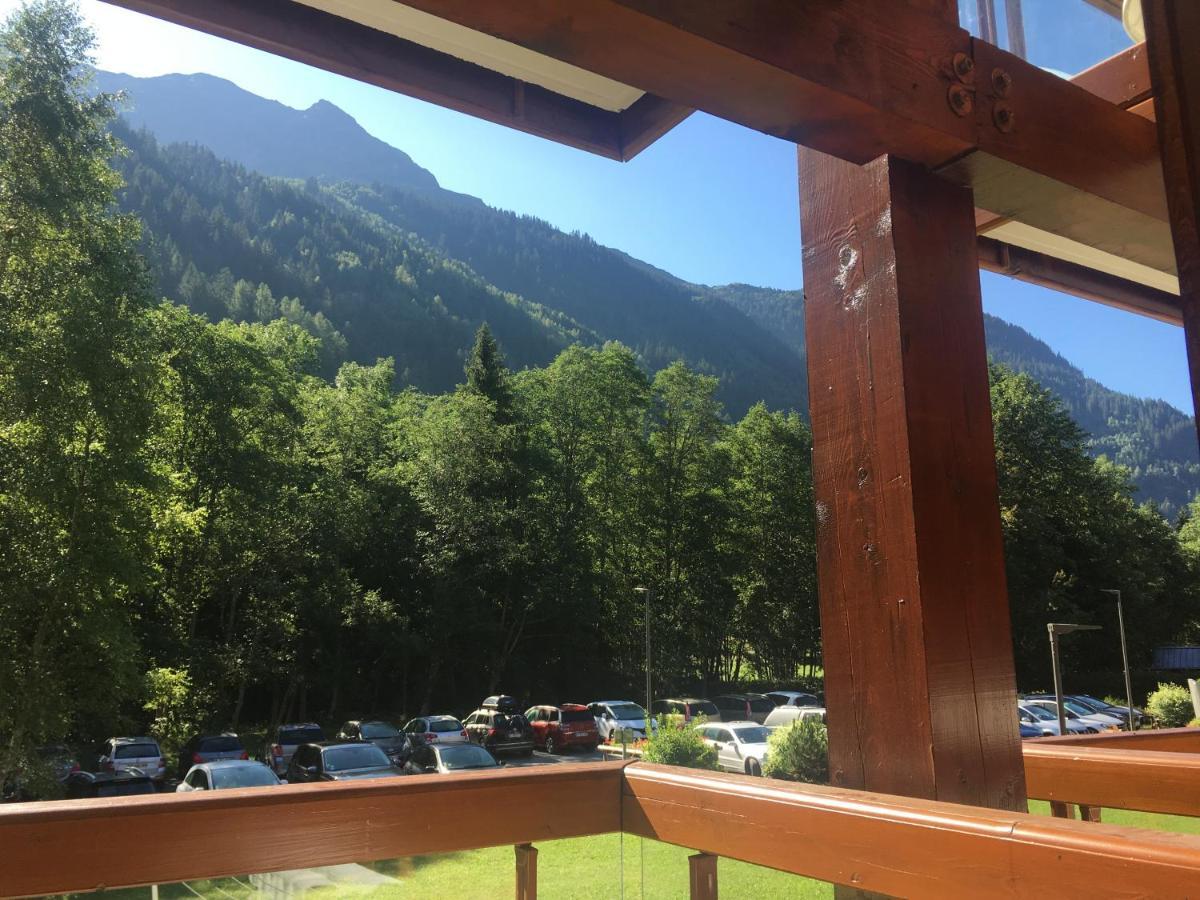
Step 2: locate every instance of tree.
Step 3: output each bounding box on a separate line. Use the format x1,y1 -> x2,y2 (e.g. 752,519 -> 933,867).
464,323 -> 514,423
0,0 -> 155,780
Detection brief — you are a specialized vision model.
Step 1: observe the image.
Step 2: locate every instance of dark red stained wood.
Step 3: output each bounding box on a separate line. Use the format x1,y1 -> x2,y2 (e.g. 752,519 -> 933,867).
515,843 -> 538,900
688,852 -> 718,900
799,148 -> 1026,812
97,0 -> 680,161
1072,43 -> 1153,109
1143,0 -> 1200,444
976,236 -> 1181,324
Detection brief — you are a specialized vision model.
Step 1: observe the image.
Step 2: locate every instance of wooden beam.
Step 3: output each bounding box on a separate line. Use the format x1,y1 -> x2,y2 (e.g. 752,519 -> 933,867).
97,0 -> 682,161
0,762 -> 626,898
799,148 -> 1025,809
1024,742 -> 1200,818
688,852 -> 718,900
1036,726 -> 1200,752
1072,43 -> 1154,109
1143,0 -> 1200,441
404,0 -> 1169,268
1081,0 -> 1124,18
976,236 -> 1181,324
621,763 -> 1200,899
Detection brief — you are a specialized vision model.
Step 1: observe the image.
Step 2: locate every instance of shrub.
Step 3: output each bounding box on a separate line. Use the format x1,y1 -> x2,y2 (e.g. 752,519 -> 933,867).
640,717 -> 718,770
1146,683 -> 1195,728
1190,718 -> 1200,729
763,718 -> 828,783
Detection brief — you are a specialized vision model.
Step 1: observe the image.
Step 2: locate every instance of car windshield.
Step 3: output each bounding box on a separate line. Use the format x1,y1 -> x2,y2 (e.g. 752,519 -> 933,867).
561,709 -> 593,723
1022,705 -> 1054,721
430,719 -> 462,733
1063,700 -> 1097,717
607,704 -> 645,720
115,743 -> 159,759
199,736 -> 243,753
361,722 -> 400,739
437,745 -> 499,770
280,726 -> 324,744
323,745 -> 390,771
211,765 -> 280,789
732,726 -> 770,744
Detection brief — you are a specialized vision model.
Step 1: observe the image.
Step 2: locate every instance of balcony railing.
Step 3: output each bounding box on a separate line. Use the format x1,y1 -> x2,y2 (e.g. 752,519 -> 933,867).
4,731 -> 1200,899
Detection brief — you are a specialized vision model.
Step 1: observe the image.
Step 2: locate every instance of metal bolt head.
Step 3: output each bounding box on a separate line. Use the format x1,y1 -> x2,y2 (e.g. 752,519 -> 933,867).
993,103 -> 1015,133
953,52 -> 975,82
947,83 -> 973,117
991,67 -> 1013,97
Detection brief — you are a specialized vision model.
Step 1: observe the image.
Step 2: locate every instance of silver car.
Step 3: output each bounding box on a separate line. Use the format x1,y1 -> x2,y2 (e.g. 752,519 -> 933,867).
588,700 -> 655,741
763,706 -> 826,729
1018,703 -> 1094,735
697,721 -> 772,776
403,715 -> 469,747
97,737 -> 166,783
1024,699 -> 1121,731
177,759 -> 281,792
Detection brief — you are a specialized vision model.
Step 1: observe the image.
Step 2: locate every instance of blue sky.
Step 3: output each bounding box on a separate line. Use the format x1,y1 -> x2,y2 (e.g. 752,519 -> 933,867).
4,0 -> 1192,413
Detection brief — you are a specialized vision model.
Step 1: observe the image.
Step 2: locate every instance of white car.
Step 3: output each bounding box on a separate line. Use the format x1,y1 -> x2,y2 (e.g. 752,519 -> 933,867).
1024,699 -> 1122,731
1018,703 -> 1094,736
402,715 -> 470,747
588,700 -> 655,741
765,690 -> 822,709
763,705 -> 826,729
697,721 -> 771,776
176,759 -> 281,792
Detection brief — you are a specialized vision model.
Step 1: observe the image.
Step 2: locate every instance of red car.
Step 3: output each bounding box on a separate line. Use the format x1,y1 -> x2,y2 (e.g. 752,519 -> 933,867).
523,704 -> 600,754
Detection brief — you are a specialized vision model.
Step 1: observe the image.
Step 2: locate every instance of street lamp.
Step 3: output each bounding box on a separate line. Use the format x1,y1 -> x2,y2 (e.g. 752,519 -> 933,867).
1047,622 -> 1102,737
1101,589 -> 1136,731
634,586 -> 653,717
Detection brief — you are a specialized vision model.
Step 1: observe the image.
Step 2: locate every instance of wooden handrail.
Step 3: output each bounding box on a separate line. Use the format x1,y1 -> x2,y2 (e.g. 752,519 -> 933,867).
1034,727 -> 1200,752
0,762 -> 627,898
7,755 -> 1200,898
1024,742 -> 1200,817
622,762 -> 1200,899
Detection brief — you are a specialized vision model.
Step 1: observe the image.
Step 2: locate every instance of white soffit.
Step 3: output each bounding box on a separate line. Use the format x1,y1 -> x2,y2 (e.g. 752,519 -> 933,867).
983,220 -> 1181,295
292,0 -> 646,112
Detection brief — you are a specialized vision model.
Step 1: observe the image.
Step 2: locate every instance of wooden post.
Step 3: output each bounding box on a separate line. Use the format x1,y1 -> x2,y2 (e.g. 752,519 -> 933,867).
798,148 -> 1028,817
1079,804 -> 1103,822
1049,801 -> 1075,819
689,852 -> 718,900
1143,0 -> 1200,445
515,843 -> 537,900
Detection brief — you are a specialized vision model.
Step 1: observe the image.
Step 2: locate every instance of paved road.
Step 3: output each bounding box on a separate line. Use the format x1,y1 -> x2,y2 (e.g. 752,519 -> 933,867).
502,748 -> 607,768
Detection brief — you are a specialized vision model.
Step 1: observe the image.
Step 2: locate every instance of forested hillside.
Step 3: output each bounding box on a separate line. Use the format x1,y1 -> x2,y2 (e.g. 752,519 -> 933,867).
98,70 -> 1200,514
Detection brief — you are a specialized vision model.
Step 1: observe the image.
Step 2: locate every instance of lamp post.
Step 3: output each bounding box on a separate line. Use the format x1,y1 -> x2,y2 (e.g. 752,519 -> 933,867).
1047,622 -> 1102,737
634,586 -> 652,716
1101,589 -> 1136,731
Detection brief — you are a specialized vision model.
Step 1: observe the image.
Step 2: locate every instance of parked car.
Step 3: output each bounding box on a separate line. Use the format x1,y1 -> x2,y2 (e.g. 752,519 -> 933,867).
696,721 -> 772,776
712,694 -> 775,724
523,703 -> 600,754
463,707 -> 534,757
1028,693 -> 1145,728
1018,721 -> 1044,739
285,742 -> 405,783
651,698 -> 721,723
765,690 -> 822,708
336,720 -> 411,764
262,723 -> 325,776
403,715 -> 470,747
1024,699 -> 1122,730
98,737 -> 167,783
177,759 -> 281,792
176,733 -> 248,781
65,771 -> 158,800
588,700 -> 655,742
1018,703 -> 1095,736
404,742 -> 502,775
763,706 -> 826,729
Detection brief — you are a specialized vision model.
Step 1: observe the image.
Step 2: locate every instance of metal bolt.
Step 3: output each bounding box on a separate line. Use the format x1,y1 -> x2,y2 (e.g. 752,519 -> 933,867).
991,67 -> 1013,97
953,52 -> 975,82
993,103 -> 1015,133
947,83 -> 973,117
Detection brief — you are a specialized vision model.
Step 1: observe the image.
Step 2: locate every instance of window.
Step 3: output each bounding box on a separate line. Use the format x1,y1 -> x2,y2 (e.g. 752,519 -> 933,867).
198,736 -> 243,754
115,743 -> 160,759
406,719 -> 425,732
360,722 -> 400,740
191,771 -> 210,790
280,726 -> 324,745
692,701 -> 720,718
561,708 -> 593,723
211,765 -> 278,789
430,719 -> 462,733
732,726 -> 770,744
322,745 -> 390,772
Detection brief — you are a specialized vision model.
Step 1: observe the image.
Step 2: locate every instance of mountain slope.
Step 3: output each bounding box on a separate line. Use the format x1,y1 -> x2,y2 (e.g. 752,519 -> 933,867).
99,69 -> 1198,514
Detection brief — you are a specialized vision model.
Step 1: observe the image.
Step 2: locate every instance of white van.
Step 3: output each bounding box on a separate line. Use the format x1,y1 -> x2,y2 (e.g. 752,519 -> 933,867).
763,706 -> 826,729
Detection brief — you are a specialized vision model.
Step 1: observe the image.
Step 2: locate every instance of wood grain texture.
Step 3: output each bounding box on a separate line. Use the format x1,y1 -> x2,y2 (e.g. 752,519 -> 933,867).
1035,726 -> 1200,752
799,149 -> 1025,811
976,235 -> 1181,323
0,763 -> 625,898
1144,0 -> 1200,440
515,843 -> 538,900
622,762 -> 1200,899
97,0 -> 676,161
1071,43 -> 1153,109
1025,743 -> 1200,818
688,852 -> 718,900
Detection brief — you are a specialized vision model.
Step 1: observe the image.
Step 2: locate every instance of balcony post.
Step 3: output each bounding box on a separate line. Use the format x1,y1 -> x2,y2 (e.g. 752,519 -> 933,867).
689,852 -> 718,899
798,147 -> 1027,823
515,842 -> 537,900
1142,0 -> 1200,445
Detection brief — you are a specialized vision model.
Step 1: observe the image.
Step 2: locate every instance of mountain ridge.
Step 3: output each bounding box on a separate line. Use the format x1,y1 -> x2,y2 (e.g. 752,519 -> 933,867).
97,69 -> 1199,516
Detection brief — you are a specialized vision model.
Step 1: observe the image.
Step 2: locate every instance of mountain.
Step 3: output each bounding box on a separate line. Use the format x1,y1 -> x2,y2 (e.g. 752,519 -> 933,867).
97,70 -> 1198,515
